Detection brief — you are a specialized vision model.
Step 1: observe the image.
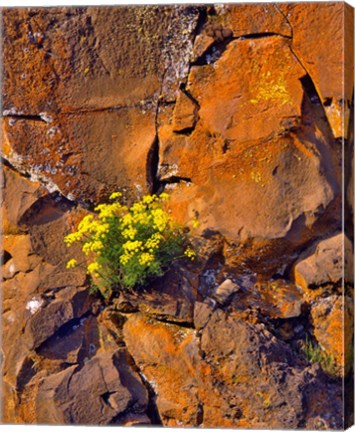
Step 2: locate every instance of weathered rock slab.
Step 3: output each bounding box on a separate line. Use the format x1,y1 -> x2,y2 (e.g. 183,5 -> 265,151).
293,233 -> 346,290
36,350 -> 148,425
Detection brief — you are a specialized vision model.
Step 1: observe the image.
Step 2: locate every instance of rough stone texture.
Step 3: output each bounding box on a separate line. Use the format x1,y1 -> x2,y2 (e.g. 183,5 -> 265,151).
123,313 -> 200,427
159,36 -> 337,254
211,278 -> 240,305
171,90 -> 199,133
280,3 -> 354,138
1,3 -> 352,428
36,350 -> 148,425
293,233 -> 345,290
210,3 -> 292,38
199,309 -> 342,429
311,295 -> 354,376
2,6 -> 200,203
1,166 -> 46,234
23,286 -> 94,350
280,3 -> 345,101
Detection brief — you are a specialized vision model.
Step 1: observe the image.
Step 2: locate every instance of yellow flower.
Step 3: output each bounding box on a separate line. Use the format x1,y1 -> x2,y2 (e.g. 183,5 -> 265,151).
139,252 -> 154,266
122,227 -> 137,240
192,218 -> 200,229
142,195 -> 156,205
109,192 -> 122,200
184,247 -> 196,260
159,192 -> 170,202
152,208 -> 169,232
120,253 -> 132,265
64,231 -> 83,245
66,258 -> 77,269
131,202 -> 145,214
87,262 -> 101,274
123,240 -> 143,252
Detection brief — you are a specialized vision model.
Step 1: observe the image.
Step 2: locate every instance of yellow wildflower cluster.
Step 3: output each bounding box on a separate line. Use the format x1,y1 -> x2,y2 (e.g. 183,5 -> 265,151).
64,192 -> 196,296
184,247 -> 196,260
139,252 -> 154,266
87,261 -> 102,278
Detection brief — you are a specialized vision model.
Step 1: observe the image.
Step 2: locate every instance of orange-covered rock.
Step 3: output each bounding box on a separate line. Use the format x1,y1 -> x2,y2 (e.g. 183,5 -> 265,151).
2,108 -> 156,203
1,166 -> 46,234
123,313 -> 200,426
2,6 -> 200,203
280,3 -> 353,137
159,36 -> 337,246
210,3 -> 291,38
311,295 -> 354,376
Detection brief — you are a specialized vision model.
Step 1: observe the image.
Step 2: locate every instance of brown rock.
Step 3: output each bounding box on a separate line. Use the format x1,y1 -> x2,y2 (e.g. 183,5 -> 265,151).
187,37 -> 304,143
36,349 -> 148,425
172,90 -> 199,133
280,3 -> 349,102
2,6 -> 200,203
190,34 -> 214,63
3,7 -> 198,114
311,295 -> 354,376
23,286 -> 94,350
123,313 -> 199,426
212,278 -> 240,305
211,3 -> 291,38
2,380 -> 18,423
37,315 -> 100,364
293,233 -> 345,290
199,308 -> 342,429
159,36 -> 336,254
280,3 -> 352,137
3,109 -> 156,203
2,234 -> 41,279
1,166 -> 45,234
123,262 -> 198,324
228,279 -> 304,320
193,300 -> 215,330
255,280 -> 304,319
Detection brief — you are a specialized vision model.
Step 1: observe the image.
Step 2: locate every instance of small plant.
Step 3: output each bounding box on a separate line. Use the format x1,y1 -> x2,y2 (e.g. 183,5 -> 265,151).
65,192 -> 196,297
302,336 -> 338,377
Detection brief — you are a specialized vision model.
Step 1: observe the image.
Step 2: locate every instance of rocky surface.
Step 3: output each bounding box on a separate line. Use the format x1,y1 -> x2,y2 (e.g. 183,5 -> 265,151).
1,3 -> 353,429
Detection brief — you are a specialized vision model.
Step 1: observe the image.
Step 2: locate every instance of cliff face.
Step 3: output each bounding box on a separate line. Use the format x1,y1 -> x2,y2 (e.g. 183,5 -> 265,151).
1,3 -> 353,428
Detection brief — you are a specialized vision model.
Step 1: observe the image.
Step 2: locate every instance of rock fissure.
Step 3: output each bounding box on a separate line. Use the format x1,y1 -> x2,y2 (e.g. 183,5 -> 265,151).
112,330 -> 163,425
236,32 -> 292,40
2,113 -> 48,123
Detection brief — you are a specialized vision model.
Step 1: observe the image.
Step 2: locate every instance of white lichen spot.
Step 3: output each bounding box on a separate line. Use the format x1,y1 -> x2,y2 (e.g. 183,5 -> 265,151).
47,126 -> 59,137
165,183 -> 178,190
39,112 -> 53,123
26,297 -> 43,315
3,108 -> 19,116
8,262 -> 16,277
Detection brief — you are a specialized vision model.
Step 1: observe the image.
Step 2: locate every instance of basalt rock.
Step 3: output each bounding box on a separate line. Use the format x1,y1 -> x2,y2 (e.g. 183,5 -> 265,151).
293,233 -> 347,291
36,350 -> 148,425
1,3 -> 352,428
